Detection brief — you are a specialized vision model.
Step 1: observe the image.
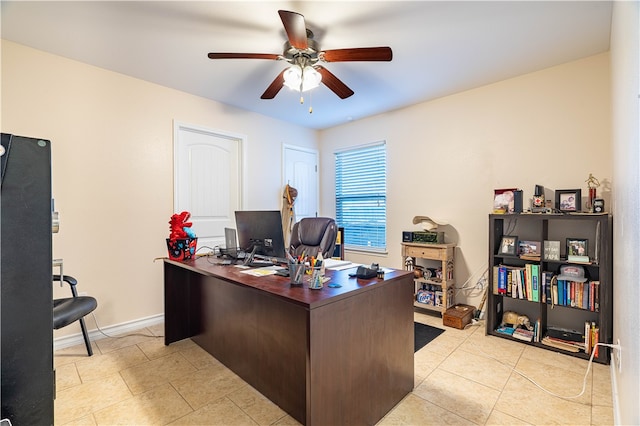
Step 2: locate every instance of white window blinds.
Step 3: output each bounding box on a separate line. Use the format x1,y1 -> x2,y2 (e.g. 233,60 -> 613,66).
335,142 -> 387,252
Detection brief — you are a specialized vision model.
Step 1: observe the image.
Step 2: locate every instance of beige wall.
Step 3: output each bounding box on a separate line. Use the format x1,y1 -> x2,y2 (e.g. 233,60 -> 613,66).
1,40 -> 317,337
0,41 -> 614,336
319,52 -> 612,309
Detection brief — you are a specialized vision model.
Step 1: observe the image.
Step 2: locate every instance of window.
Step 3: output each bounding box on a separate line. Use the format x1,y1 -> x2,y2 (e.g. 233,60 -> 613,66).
335,142 -> 387,253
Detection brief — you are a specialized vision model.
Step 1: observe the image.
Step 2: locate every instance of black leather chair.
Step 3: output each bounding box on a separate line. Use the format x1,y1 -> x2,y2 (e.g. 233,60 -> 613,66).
290,217 -> 338,259
53,275 -> 98,356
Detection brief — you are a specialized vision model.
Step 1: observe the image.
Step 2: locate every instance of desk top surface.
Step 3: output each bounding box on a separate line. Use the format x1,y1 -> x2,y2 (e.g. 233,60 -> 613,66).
164,256 -> 412,309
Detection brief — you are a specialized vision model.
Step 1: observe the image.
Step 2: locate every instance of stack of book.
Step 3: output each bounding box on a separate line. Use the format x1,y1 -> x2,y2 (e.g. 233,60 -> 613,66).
512,328 -> 534,342
541,326 -> 589,353
495,325 -> 535,342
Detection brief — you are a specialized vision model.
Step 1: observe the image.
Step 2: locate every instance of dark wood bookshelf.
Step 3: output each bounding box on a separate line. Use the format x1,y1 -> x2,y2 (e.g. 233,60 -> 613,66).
486,213 -> 612,364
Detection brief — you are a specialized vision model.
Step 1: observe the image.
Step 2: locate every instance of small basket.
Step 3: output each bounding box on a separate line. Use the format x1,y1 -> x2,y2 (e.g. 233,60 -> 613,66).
166,238 -> 197,260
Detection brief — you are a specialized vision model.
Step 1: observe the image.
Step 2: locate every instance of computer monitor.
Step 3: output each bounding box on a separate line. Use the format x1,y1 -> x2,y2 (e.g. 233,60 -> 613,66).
234,210 -> 287,261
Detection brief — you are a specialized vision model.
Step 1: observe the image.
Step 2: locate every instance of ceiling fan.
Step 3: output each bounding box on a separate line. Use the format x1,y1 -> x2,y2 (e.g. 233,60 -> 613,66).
207,10 -> 392,100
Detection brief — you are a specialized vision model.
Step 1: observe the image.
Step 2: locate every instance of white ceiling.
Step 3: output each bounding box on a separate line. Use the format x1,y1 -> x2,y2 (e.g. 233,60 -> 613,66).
1,1 -> 612,130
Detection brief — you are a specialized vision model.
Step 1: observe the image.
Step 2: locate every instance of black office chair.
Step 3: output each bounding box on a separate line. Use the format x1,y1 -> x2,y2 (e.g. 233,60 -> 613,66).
290,217 -> 338,259
53,275 -> 98,356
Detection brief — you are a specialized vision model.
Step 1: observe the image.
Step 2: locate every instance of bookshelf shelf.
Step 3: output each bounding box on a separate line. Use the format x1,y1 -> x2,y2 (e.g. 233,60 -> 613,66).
486,213 -> 612,364
402,242 -> 456,314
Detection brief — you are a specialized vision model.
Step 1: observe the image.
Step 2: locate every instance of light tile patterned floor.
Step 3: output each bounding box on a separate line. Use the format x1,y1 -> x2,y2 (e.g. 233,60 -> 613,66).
54,312 -> 614,425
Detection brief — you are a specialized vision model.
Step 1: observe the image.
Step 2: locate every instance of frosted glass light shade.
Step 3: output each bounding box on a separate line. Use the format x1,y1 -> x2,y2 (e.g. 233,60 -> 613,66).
283,64 -> 322,92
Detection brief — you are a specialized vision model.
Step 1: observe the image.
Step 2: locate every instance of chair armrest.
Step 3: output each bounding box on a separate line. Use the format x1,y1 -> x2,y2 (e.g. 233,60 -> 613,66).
53,274 -> 79,298
53,274 -> 78,286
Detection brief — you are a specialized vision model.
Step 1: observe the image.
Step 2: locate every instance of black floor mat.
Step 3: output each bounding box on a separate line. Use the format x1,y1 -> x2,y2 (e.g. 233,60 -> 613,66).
414,322 -> 445,352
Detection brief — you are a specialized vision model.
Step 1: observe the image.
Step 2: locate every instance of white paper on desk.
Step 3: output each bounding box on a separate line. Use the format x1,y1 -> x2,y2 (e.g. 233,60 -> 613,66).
324,259 -> 352,270
239,266 -> 280,276
326,261 -> 359,271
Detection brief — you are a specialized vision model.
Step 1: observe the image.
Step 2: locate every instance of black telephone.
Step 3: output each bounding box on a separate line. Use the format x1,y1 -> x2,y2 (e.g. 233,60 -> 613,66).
350,263 -> 379,279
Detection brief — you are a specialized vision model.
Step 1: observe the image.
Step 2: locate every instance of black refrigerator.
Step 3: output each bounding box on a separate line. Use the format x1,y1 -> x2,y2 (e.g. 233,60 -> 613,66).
1,133 -> 54,425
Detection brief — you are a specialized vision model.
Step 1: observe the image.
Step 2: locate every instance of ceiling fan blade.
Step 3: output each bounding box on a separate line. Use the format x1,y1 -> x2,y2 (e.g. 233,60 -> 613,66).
316,66 -> 354,99
260,70 -> 286,99
278,10 -> 308,50
322,47 -> 393,62
208,53 -> 280,60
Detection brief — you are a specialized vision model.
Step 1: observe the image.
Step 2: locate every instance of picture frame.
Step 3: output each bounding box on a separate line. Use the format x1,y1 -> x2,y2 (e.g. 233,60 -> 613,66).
493,188 -> 518,214
543,240 -> 561,261
567,238 -> 588,258
498,235 -> 518,255
518,240 -> 541,256
556,189 -> 582,212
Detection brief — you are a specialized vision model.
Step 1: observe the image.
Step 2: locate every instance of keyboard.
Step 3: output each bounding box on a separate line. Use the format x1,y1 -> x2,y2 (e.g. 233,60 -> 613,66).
247,260 -> 274,267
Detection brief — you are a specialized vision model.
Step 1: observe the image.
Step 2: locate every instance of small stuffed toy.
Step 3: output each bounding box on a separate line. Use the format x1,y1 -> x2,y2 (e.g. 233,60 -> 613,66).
169,211 -> 194,240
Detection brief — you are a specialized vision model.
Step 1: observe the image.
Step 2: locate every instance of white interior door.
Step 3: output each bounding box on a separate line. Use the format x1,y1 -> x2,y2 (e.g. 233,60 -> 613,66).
174,122 -> 243,250
283,144 -> 318,220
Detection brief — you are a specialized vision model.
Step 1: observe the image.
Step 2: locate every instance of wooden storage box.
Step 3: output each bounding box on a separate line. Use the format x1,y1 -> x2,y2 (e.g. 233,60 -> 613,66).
443,304 -> 475,329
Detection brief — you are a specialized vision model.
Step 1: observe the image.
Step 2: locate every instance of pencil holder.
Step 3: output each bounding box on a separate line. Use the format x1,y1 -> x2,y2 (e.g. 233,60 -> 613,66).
289,262 -> 305,286
307,266 -> 323,290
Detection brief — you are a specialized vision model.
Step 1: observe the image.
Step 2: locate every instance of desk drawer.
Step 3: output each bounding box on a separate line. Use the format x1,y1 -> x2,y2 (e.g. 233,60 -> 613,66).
403,245 -> 445,260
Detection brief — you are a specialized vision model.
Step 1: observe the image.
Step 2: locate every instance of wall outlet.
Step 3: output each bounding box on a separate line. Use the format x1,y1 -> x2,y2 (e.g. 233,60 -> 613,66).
476,277 -> 486,290
614,338 -> 622,372
78,291 -> 88,297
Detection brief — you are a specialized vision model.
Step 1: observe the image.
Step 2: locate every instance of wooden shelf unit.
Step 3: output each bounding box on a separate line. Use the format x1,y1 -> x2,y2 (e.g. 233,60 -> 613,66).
487,213 -> 613,364
401,242 -> 456,314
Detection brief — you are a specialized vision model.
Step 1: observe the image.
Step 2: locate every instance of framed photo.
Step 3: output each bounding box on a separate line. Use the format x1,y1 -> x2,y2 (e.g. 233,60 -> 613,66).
556,189 -> 582,212
543,240 -> 561,261
567,238 -> 588,257
493,188 -> 518,214
498,235 -> 518,255
518,240 -> 541,256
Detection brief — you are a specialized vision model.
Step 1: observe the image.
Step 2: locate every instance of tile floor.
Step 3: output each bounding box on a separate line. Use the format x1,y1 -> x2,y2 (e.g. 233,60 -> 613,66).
54,311 -> 614,425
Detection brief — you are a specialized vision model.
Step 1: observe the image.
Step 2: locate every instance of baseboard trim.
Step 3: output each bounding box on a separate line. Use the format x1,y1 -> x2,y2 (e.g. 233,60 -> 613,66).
610,360 -> 621,425
54,313 -> 165,351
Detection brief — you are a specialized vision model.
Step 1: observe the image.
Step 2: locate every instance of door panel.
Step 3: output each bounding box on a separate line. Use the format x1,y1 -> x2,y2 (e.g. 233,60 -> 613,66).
283,145 -> 318,220
175,122 -> 243,250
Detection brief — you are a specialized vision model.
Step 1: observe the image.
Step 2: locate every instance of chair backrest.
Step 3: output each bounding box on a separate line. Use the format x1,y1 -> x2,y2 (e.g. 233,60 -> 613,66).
290,217 -> 338,259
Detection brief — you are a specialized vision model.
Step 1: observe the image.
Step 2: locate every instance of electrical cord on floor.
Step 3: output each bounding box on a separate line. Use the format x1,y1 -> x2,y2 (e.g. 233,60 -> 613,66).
479,342 -> 620,401
90,312 -> 164,339
454,264 -> 488,296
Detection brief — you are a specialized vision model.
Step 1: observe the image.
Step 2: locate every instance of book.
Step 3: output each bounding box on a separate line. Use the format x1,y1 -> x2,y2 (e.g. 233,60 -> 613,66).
495,326 -> 515,336
515,267 -> 525,299
534,318 -> 541,342
525,264 -> 532,301
531,264 -> 540,302
541,336 -> 581,353
568,255 -> 590,263
497,266 -> 507,295
512,328 -> 534,342
542,271 -> 552,304
591,322 -> 600,357
543,336 -> 585,351
547,326 -> 583,343
593,281 -> 600,312
585,321 -> 592,355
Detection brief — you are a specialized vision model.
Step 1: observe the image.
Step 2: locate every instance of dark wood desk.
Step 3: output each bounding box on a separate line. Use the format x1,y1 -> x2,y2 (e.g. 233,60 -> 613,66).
164,257 -> 414,425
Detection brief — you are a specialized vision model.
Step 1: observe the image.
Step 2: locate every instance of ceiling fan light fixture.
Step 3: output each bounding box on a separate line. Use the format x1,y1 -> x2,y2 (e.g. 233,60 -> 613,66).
283,64 -> 302,90
302,65 -> 321,91
283,63 -> 321,92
